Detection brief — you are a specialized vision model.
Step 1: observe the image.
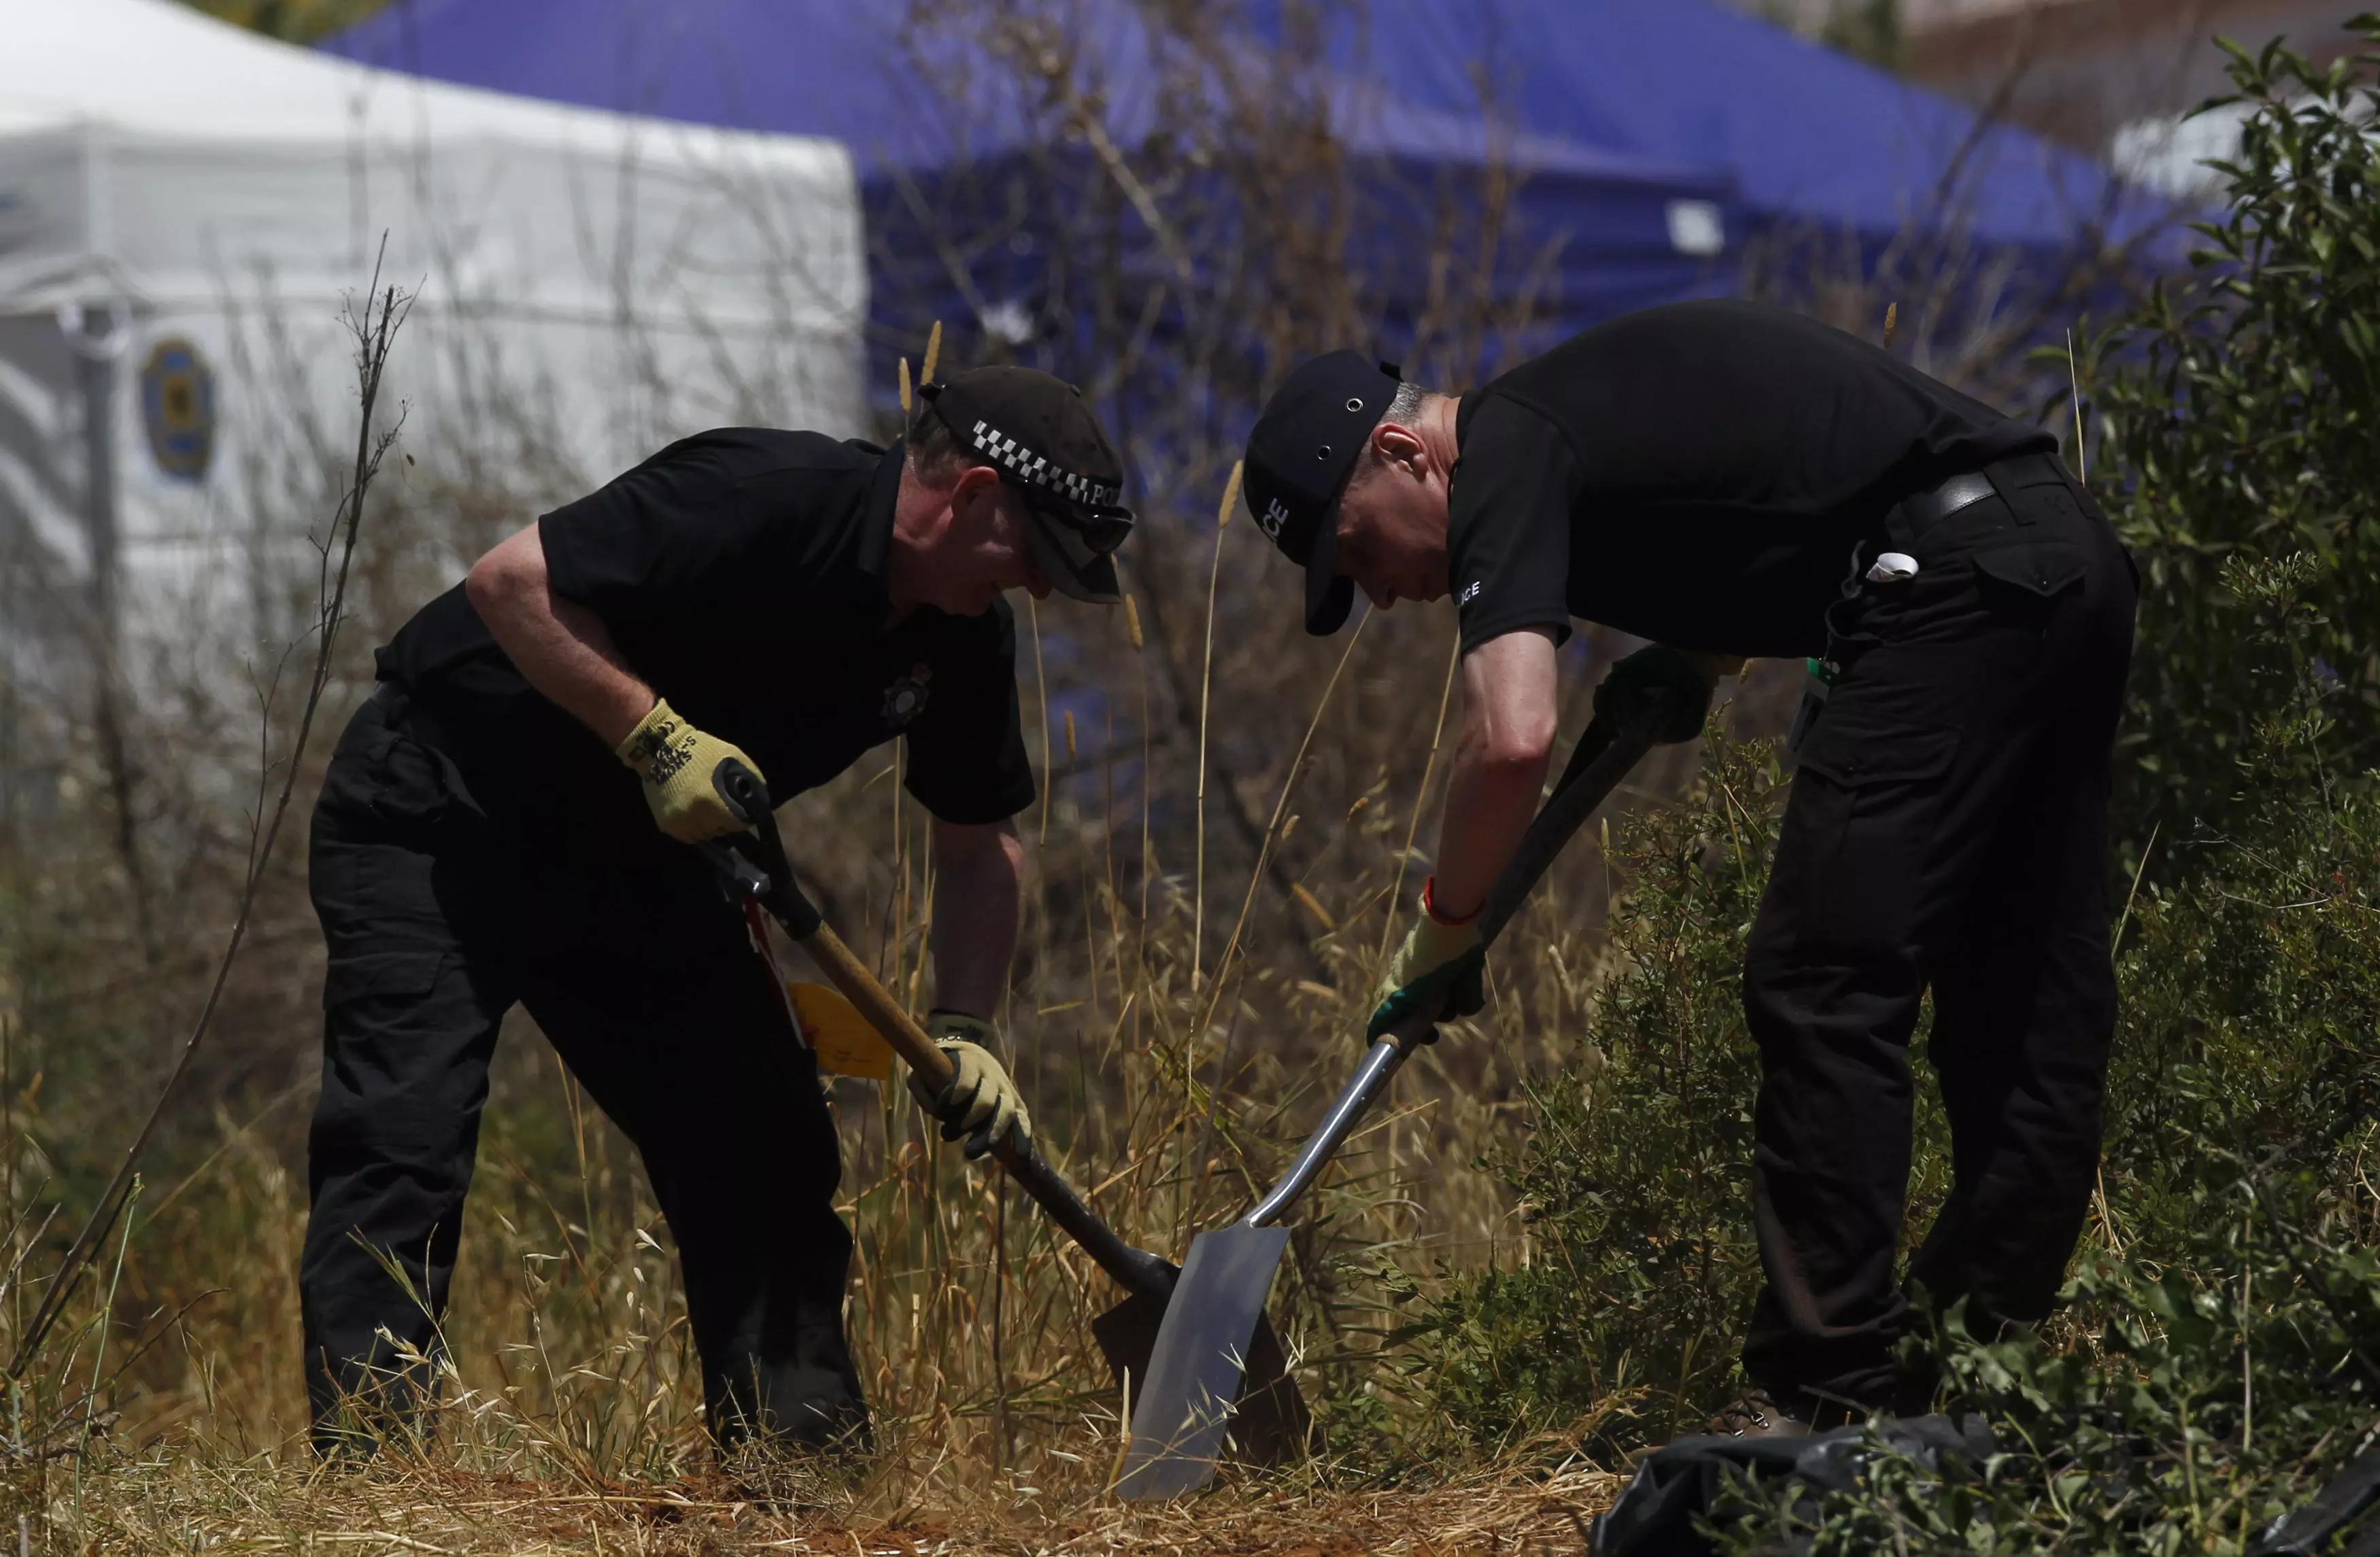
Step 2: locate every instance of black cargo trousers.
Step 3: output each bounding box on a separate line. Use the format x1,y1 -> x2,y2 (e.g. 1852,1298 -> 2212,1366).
300,685 -> 865,1453
1739,454 -> 2137,1416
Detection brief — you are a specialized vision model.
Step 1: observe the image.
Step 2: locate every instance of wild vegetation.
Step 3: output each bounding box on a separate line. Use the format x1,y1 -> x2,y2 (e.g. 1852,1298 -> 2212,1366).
3,8 -> 2370,1557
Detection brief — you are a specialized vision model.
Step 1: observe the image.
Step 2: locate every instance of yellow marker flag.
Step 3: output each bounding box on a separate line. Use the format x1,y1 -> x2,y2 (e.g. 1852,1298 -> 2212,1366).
787,981 -> 894,1082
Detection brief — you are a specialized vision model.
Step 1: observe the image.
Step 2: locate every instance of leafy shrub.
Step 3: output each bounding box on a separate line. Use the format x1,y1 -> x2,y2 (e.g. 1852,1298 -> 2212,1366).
2092,25 -> 2380,845
1701,665 -> 2380,1550
1385,735 -> 1787,1454
1706,1188 -> 2380,1556
1400,29 -> 2380,1524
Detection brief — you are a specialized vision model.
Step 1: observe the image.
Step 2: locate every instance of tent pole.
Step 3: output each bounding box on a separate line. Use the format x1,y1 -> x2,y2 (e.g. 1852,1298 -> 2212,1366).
72,305 -> 122,659
65,302 -> 155,959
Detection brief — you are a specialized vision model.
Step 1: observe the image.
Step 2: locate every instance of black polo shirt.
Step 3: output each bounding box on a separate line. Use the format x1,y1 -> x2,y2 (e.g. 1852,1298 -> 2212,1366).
375,430 -> 1036,851
1448,299 -> 2056,660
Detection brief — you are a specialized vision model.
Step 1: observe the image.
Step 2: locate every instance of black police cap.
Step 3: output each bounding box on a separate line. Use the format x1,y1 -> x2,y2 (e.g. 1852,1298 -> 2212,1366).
923,365 -> 1134,604
1241,350 -> 1402,635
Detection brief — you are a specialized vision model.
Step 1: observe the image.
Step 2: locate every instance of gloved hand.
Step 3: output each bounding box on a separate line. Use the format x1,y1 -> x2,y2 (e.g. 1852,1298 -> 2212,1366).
907,1011 -> 1032,1159
613,696 -> 762,842
1367,878 -> 1487,1040
1593,645 -> 1740,745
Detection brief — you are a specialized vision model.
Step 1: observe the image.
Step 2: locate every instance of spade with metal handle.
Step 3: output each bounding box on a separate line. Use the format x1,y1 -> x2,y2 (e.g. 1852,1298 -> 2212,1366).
1115,698 -> 1669,1500
698,759 -> 1308,1454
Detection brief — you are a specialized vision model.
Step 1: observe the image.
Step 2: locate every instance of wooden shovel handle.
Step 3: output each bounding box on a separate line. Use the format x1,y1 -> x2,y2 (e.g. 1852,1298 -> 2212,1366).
709,760 -> 1174,1302
795,918 -> 1174,1299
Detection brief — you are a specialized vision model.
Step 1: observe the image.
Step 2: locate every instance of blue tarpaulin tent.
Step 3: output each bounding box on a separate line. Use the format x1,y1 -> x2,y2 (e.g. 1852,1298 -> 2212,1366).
324,0 -> 1753,347
328,0 -> 2171,413
1268,0 -> 2169,258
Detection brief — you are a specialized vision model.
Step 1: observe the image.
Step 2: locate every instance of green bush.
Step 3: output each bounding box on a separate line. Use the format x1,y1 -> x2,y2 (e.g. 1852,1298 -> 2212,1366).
1397,36 -> 2380,1545
1385,735 -> 1788,1454
2092,25 -> 2380,846
1710,1187 -> 2380,1556
1405,640 -> 2380,1531
1697,629 -> 2380,1547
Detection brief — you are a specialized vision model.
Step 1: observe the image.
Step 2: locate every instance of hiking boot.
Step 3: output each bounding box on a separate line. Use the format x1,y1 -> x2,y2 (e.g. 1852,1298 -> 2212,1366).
1706,1390 -> 1815,1438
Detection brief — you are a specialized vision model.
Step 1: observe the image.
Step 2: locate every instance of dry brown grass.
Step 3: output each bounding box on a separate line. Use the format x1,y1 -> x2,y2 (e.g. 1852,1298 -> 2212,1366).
0,538 -> 1724,1545
0,570 -> 1694,1549
69,1448 -> 1621,1555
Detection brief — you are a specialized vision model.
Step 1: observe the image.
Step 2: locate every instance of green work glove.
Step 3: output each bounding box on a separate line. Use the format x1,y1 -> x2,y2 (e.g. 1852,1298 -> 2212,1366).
1593,645 -> 1737,745
1367,879 -> 1487,1040
614,696 -> 762,842
907,1011 -> 1032,1160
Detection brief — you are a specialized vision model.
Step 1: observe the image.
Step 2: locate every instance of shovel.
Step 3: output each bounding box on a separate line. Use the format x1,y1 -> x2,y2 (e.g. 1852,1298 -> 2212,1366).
700,760 -> 1308,1454
1115,699 -> 1669,1499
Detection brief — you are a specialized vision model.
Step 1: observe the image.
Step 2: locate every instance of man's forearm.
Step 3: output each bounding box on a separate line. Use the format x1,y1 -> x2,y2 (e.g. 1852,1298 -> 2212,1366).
466,524 -> 654,748
1428,628 -> 1560,921
929,820 -> 1024,1017
1431,734 -> 1552,921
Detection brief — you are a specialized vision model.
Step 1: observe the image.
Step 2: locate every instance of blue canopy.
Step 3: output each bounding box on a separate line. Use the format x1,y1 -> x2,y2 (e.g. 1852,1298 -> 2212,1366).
327,0 -> 2173,406
324,0 -> 1746,341
1283,0 -> 2172,259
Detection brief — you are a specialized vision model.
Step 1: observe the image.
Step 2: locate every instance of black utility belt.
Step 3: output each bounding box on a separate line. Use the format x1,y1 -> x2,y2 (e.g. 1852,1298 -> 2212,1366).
1887,451 -> 2074,549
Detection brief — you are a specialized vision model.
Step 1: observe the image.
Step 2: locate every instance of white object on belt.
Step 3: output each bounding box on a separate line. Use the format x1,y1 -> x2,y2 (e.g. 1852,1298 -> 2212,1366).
1866,551 -> 1920,583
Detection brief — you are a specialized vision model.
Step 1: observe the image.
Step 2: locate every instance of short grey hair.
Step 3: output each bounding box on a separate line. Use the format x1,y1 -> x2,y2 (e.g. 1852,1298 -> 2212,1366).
1352,379 -> 1442,481
906,401 -> 972,481
1383,379 -> 1433,424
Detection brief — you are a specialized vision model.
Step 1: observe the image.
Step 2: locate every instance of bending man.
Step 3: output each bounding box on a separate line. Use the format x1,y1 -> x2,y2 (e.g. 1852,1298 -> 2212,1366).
1241,300 -> 2135,1433
301,367 -> 1132,1452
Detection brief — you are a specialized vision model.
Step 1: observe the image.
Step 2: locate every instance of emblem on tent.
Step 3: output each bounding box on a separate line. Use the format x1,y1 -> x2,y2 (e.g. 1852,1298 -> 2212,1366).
140,337 -> 215,481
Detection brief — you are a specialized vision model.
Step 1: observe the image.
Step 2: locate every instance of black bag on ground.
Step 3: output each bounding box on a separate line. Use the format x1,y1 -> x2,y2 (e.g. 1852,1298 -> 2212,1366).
2249,1445 -> 2380,1557
1592,1415 -> 1996,1557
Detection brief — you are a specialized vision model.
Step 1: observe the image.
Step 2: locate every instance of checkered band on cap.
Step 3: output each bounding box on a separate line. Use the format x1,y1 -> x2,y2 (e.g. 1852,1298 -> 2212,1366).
971,420 -> 1121,509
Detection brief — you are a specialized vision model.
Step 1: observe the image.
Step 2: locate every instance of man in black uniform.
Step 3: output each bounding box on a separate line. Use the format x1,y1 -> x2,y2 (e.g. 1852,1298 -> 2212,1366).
1240,300 -> 2136,1433
302,367 -> 1133,1452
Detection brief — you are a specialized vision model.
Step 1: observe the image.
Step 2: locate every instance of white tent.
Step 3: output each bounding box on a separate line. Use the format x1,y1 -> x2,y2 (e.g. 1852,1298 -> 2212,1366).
0,0 -> 866,713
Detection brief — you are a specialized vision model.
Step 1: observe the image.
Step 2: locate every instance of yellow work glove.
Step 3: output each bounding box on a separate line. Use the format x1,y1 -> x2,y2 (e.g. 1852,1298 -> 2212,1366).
1367,878 -> 1486,1040
906,1011 -> 1032,1160
613,696 -> 762,842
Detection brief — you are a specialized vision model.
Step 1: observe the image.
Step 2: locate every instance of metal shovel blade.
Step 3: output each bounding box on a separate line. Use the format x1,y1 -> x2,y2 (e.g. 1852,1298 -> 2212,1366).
1092,1276 -> 1307,1474
1113,1224 -> 1293,1500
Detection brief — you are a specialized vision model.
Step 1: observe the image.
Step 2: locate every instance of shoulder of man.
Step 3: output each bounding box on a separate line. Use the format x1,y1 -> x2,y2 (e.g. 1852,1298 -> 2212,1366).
624,427 -> 883,487
1454,377 -> 1584,469
1508,297 -> 1804,377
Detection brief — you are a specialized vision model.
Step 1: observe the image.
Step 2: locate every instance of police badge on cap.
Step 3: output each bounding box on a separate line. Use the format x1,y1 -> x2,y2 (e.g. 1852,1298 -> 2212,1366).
1241,351 -> 1403,635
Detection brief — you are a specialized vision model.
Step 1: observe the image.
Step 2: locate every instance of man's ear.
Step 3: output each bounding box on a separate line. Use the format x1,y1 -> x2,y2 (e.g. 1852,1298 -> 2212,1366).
1371,422 -> 1429,479
947,464 -> 1004,524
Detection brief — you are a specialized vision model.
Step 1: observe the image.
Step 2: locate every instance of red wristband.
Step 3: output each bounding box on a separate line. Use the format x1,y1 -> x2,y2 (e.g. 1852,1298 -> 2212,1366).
1421,876 -> 1482,927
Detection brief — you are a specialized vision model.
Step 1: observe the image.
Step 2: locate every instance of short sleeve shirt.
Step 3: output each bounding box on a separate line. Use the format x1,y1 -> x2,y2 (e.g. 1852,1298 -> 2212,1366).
375,430 -> 1036,846
1447,299 -> 2057,660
